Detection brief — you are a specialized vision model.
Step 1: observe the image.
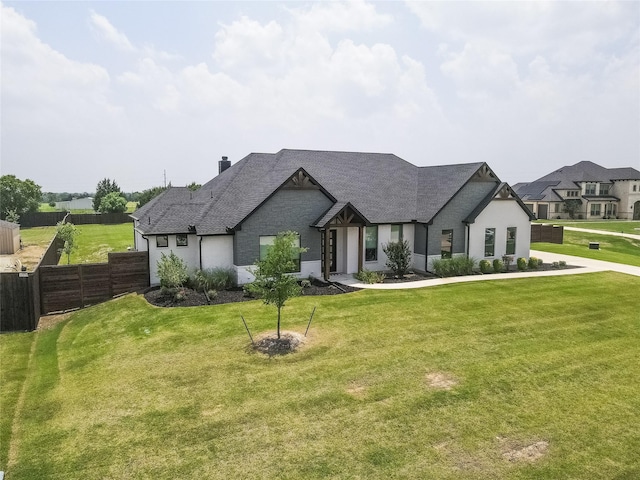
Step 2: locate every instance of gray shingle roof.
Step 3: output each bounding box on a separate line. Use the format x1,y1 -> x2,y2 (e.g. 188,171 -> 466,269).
134,149 -> 493,235
514,161 -> 640,202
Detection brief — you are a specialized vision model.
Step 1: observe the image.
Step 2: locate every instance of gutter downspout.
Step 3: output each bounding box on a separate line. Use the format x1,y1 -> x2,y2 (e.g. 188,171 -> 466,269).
465,223 -> 470,257
424,223 -> 429,273
199,236 -> 203,270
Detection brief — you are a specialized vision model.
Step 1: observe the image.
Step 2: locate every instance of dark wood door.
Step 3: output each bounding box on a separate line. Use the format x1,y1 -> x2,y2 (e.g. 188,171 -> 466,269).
322,229 -> 337,273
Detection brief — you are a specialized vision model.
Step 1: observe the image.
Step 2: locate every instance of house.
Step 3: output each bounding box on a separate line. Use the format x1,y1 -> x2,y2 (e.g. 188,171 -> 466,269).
55,197 -> 94,211
514,161 -> 640,220
0,219 -> 20,255
131,149 -> 534,285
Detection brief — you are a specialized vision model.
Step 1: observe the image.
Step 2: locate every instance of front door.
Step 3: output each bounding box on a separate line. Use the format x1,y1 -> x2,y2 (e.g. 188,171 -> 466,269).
321,229 -> 337,273
538,204 -> 548,220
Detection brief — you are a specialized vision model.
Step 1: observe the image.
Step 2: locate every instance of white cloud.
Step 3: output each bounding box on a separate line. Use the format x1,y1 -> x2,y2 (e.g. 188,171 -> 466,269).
213,16 -> 285,71
288,0 -> 392,32
89,10 -> 135,52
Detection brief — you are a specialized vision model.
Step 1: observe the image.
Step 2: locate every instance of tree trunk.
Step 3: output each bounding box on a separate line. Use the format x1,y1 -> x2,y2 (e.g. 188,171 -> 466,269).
277,306 -> 281,339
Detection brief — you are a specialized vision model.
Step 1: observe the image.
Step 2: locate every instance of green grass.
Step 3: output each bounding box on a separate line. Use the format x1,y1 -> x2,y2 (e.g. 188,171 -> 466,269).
0,332 -> 36,468
59,223 -> 134,264
533,230 -> 640,267
534,220 -> 640,234
19,224 -> 133,265
19,227 -> 57,249
2,272 -> 639,479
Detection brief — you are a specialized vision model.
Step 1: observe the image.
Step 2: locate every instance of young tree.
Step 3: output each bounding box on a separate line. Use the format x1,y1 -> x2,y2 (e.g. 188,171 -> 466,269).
98,192 -> 127,213
245,231 -> 308,339
93,178 -> 121,212
56,221 -> 79,265
0,175 -> 42,220
382,240 -> 412,278
563,199 -> 583,219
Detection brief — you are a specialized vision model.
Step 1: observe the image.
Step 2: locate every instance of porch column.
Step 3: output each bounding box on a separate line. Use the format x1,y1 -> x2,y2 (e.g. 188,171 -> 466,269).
324,228 -> 330,281
358,226 -> 363,273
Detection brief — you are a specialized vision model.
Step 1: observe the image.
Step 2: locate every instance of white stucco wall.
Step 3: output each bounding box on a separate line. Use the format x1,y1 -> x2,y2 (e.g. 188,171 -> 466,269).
200,235 -> 234,271
147,234 -> 199,285
134,228 -> 148,252
362,223 -> 415,272
468,200 -> 531,261
236,260 -> 322,285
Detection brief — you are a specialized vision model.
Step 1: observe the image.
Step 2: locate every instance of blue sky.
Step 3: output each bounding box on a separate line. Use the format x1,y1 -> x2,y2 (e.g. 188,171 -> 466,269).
1,1 -> 638,192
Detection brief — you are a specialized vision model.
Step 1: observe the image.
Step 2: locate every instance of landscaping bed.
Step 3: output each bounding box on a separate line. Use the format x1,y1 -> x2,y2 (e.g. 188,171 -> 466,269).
144,280 -> 361,307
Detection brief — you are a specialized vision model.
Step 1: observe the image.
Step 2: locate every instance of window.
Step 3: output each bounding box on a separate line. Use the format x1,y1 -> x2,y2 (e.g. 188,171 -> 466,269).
605,203 -> 617,217
484,228 -> 495,257
365,226 -> 378,261
590,203 -> 601,216
441,229 -> 453,258
176,234 -> 188,247
506,227 -> 517,255
156,235 -> 168,248
585,183 -> 597,195
633,185 -> 637,192
553,203 -> 560,213
259,234 -> 301,272
567,190 -> 579,198
390,224 -> 403,242
600,184 -> 610,195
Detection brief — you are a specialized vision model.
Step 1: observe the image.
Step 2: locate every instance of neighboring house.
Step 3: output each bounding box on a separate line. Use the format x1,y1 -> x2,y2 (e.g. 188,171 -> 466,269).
132,149 -> 534,285
55,197 -> 94,211
0,219 -> 20,254
514,161 -> 640,220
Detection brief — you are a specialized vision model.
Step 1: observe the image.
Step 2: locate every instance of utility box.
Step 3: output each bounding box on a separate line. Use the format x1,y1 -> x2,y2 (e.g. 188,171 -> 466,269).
589,242 -> 600,250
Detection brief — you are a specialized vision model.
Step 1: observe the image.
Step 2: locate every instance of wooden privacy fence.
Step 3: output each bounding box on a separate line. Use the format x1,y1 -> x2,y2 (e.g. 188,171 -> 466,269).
0,235 -> 63,332
530,224 -> 564,244
39,251 -> 149,315
0,270 -> 41,331
17,212 -> 132,227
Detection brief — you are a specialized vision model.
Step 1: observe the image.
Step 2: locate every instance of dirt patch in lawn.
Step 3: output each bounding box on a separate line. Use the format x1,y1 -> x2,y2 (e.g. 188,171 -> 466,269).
425,372 -> 458,390
37,313 -> 72,330
346,382 -> 367,398
501,439 -> 549,462
0,244 -> 50,272
251,330 -> 307,357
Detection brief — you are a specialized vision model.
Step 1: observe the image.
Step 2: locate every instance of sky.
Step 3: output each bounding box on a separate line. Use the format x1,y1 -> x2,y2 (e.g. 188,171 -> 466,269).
1,1 -> 639,193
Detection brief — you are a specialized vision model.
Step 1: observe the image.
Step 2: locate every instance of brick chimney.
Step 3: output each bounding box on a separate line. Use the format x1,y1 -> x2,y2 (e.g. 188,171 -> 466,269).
218,156 -> 231,174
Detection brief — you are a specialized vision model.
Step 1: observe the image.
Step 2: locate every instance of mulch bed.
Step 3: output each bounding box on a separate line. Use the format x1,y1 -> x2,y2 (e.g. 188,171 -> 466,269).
144,281 -> 361,308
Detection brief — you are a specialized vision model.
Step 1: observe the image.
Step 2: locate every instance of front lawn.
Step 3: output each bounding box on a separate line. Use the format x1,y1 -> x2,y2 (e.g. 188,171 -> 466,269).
533,230 -> 640,267
2,272 -> 639,479
534,220 -> 640,234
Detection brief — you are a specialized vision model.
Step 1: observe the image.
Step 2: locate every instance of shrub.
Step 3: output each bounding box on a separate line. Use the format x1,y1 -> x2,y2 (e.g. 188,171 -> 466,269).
502,255 -> 514,271
193,267 -> 235,292
382,240 -> 412,278
432,256 -> 476,277
552,261 -> 560,269
206,289 -> 217,300
300,279 -> 311,288
517,257 -> 527,271
354,269 -> 385,284
157,252 -> 188,288
559,260 -> 567,268
493,259 -> 504,273
528,257 -> 539,269
479,259 -> 492,274
174,289 -> 186,302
